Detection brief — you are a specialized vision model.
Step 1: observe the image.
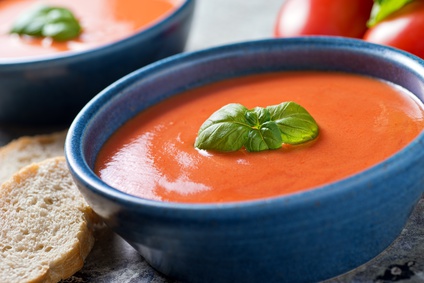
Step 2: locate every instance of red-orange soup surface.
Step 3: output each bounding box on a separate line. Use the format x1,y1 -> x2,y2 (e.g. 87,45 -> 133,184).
0,0 -> 181,59
95,72 -> 424,203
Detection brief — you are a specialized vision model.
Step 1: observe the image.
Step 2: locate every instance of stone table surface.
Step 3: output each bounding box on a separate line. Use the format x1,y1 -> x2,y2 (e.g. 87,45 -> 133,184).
1,0 -> 424,282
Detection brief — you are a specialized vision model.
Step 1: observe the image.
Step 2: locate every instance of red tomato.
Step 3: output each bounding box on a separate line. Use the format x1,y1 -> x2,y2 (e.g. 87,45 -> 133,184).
364,1 -> 424,59
274,0 -> 374,38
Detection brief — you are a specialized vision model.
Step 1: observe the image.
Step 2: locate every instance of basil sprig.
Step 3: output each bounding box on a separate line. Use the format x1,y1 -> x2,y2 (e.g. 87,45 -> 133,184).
195,102 -> 319,152
367,0 -> 413,27
10,5 -> 81,41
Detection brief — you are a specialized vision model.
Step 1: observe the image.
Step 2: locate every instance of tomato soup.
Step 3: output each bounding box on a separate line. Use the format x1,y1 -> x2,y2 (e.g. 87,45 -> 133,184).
95,72 -> 424,203
0,0 -> 181,58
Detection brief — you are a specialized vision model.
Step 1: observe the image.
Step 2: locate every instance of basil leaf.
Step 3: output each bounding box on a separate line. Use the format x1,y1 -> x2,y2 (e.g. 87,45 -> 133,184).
245,121 -> 282,152
43,8 -> 81,41
195,101 -> 319,153
10,5 -> 81,41
267,101 -> 319,145
195,103 -> 251,152
367,0 -> 413,27
10,5 -> 49,36
245,107 -> 271,127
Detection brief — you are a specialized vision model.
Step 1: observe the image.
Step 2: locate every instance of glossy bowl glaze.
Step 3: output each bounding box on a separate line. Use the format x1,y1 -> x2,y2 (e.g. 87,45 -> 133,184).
66,37 -> 424,283
0,0 -> 194,125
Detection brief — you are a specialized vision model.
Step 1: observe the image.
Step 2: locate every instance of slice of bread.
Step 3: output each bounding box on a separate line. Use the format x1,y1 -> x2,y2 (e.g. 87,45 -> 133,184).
0,131 -> 67,185
0,157 -> 97,283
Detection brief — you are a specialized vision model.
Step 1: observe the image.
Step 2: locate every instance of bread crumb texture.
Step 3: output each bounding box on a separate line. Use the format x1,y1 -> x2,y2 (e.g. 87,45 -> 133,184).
0,157 -> 97,283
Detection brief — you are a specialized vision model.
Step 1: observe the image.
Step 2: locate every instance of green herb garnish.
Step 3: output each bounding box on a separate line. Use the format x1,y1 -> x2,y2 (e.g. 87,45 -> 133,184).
367,0 -> 413,27
194,101 -> 319,152
10,5 -> 81,41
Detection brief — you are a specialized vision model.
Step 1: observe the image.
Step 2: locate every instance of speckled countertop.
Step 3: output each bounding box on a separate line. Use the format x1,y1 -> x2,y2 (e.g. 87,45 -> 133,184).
1,0 -> 424,282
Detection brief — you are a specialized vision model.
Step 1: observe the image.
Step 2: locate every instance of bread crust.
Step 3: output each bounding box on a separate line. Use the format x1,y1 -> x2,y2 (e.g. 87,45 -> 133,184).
0,157 -> 97,283
0,131 -> 67,185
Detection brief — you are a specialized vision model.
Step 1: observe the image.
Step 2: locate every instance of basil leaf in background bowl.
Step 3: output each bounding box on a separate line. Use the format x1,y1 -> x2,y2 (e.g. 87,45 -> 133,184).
10,5 -> 81,41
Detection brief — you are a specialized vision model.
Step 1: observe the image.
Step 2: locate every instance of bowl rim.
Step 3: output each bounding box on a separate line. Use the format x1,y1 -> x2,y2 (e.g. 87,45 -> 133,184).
0,0 -> 194,65
66,36 -> 424,214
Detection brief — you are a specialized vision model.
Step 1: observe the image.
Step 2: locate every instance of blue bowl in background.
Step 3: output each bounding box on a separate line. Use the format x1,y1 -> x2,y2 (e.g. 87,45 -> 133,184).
0,0 -> 195,125
65,37 -> 424,283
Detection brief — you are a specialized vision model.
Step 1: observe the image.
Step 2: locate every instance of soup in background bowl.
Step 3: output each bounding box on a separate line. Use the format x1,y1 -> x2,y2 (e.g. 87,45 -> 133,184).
0,0 -> 194,124
66,37 -> 424,283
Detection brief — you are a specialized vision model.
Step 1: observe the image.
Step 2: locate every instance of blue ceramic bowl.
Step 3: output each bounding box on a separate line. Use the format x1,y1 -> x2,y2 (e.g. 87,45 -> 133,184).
66,37 -> 424,283
0,0 -> 194,125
